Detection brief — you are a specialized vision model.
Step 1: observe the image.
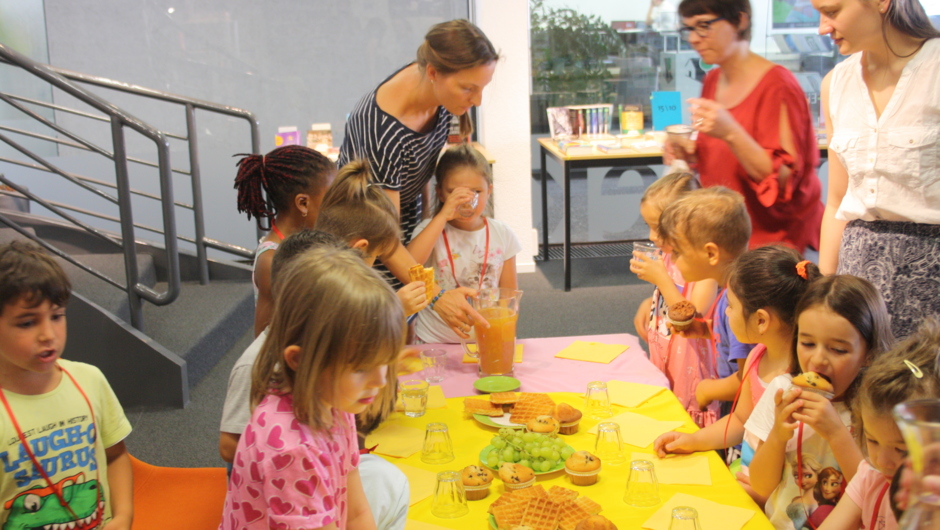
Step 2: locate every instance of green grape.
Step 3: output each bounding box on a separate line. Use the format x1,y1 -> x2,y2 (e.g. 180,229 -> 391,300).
501,447 -> 514,460
513,450 -> 521,461
518,459 -> 530,469
524,443 -> 534,453
560,447 -> 575,459
492,438 -> 506,450
539,460 -> 553,472
554,438 -> 566,447
512,437 -> 524,446
491,436 -> 501,446
487,454 -> 499,467
522,432 -> 535,443
541,441 -> 553,448
551,451 -> 560,461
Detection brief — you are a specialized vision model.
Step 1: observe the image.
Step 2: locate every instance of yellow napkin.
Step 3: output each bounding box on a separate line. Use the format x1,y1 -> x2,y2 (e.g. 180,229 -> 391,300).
608,380 -> 666,408
642,493 -> 755,530
554,340 -> 627,364
364,424 -> 425,458
586,411 -> 683,448
398,355 -> 425,376
630,452 -> 712,486
405,521 -> 451,530
394,385 -> 447,411
462,344 -> 524,363
394,463 -> 437,506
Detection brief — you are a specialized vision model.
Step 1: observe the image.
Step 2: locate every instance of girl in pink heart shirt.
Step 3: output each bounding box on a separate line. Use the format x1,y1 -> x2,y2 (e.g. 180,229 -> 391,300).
220,247 -> 405,530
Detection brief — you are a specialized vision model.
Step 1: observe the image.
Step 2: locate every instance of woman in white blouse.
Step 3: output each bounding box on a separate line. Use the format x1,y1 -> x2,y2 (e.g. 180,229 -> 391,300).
817,0 -> 940,338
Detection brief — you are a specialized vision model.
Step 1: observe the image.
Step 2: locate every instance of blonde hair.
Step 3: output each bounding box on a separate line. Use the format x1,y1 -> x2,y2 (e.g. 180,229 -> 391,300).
640,172 -> 699,213
315,159 -> 401,260
250,247 -> 405,432
417,19 -> 499,137
658,186 -> 751,257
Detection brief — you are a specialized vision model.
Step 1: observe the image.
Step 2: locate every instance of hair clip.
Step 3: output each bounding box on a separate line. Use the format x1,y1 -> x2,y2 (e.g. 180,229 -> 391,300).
904,360 -> 924,379
796,260 -> 811,280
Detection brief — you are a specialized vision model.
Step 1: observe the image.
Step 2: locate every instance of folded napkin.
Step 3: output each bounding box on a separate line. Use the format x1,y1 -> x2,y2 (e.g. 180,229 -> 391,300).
642,493 -> 755,530
364,424 -> 424,458
630,452 -> 711,486
462,344 -> 524,363
554,340 -> 627,364
586,411 -> 683,448
393,463 -> 437,506
607,380 -> 666,408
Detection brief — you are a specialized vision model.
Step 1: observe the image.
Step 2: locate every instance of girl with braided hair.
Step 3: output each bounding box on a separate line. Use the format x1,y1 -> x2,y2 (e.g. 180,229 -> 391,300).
234,145 -> 336,335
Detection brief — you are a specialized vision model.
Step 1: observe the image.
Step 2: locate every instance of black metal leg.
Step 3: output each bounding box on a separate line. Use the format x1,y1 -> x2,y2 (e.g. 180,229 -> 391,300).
540,147 -> 549,261
563,161 -> 571,291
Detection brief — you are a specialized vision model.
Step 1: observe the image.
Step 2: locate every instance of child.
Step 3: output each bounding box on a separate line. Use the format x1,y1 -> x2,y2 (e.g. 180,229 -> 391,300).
816,318 -> 940,530
656,186 -> 755,424
654,246 -> 821,485
0,241 -> 133,529
316,160 -> 428,317
407,144 -> 520,343
221,246 -> 404,529
631,172 -> 719,427
234,145 -> 337,335
745,275 -> 894,530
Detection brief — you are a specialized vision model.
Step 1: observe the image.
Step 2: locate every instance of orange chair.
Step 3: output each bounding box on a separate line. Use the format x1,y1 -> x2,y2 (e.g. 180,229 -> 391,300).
130,455 -> 228,530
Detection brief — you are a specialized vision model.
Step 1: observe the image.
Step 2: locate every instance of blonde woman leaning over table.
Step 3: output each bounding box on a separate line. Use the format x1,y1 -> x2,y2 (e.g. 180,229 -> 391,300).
664,0 -> 823,254
815,0 -> 940,339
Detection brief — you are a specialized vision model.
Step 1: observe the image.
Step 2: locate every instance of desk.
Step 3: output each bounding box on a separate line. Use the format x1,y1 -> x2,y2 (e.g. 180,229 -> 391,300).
404,333 -> 668,397
386,391 -> 773,529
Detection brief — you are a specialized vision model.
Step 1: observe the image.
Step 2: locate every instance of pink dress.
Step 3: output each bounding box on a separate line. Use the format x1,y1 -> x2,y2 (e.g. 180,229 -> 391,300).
646,256 -> 720,427
221,394 -> 360,530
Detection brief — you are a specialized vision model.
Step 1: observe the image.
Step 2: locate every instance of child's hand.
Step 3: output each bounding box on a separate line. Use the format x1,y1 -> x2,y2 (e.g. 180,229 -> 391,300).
669,317 -> 711,339
791,390 -> 846,440
694,379 -> 715,410
439,187 -> 477,221
630,252 -> 670,287
654,432 -> 696,458
770,387 -> 802,441
397,281 -> 428,316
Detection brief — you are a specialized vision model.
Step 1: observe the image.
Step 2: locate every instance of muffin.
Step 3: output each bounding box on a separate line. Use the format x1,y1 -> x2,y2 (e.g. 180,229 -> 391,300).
553,403 -> 583,435
565,451 -> 601,486
498,463 -> 536,491
792,371 -> 835,399
576,515 -> 618,530
462,464 -> 495,500
527,415 -> 560,435
667,300 -> 696,332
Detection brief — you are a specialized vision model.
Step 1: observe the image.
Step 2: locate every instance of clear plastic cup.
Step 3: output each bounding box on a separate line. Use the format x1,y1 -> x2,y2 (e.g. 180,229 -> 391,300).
668,506 -> 703,530
431,470 -> 469,518
623,459 -> 661,507
421,422 -> 455,465
586,381 -> 613,419
420,349 -> 447,384
594,422 -> 626,465
401,379 -> 429,418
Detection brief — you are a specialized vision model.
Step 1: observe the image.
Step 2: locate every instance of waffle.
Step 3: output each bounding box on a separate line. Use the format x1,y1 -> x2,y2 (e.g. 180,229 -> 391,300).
519,497 -> 562,530
488,491 -> 516,514
547,485 -> 579,504
574,496 -> 602,515
509,395 -> 555,425
513,484 -> 548,500
518,393 -> 554,406
464,398 -> 504,417
492,498 -> 530,529
557,500 -> 593,530
408,264 -> 439,302
490,392 -> 519,405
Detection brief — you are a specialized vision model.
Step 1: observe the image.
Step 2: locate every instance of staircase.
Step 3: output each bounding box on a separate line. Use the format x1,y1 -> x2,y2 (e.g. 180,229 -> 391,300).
0,43 -> 261,409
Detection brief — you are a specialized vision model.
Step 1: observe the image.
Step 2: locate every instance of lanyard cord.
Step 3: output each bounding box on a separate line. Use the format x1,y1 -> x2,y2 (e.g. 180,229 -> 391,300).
723,345 -> 766,452
871,481 -> 890,530
705,288 -> 726,371
270,221 -> 285,241
0,364 -> 100,520
442,218 -> 489,291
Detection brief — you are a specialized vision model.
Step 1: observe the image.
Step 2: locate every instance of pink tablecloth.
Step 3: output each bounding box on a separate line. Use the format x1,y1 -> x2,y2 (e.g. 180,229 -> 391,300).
403,333 -> 669,398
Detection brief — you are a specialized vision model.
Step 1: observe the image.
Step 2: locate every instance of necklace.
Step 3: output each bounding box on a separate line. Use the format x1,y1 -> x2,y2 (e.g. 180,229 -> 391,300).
442,218 -> 490,291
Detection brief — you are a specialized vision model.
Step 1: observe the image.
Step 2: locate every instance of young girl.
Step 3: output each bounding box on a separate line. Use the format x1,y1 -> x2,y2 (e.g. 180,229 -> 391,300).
654,246 -> 820,472
407,144 -> 521,343
221,246 -> 404,529
745,275 -> 894,530
234,145 -> 337,335
316,159 -> 427,317
816,318 -> 940,530
631,172 -> 719,427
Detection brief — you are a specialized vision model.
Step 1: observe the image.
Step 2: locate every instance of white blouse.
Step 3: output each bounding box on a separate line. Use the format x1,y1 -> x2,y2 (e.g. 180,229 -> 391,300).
829,38 -> 940,224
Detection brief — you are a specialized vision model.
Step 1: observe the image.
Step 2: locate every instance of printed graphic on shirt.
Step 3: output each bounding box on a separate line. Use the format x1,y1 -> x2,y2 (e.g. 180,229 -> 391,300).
3,472 -> 103,530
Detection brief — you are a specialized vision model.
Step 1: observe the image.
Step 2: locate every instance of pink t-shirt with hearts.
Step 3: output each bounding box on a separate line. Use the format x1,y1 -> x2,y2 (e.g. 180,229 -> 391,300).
220,393 -> 360,530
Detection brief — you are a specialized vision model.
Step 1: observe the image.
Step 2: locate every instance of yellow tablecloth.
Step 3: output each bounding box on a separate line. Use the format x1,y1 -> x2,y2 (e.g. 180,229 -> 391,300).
380,391 -> 773,529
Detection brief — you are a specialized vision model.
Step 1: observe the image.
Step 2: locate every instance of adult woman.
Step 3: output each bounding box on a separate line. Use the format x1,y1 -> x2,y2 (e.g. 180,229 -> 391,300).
667,0 -> 824,254
816,0 -> 940,339
339,19 -> 499,336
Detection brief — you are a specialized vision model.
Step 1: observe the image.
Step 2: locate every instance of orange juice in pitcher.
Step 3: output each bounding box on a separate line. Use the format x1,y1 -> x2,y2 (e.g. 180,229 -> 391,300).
475,307 -> 518,377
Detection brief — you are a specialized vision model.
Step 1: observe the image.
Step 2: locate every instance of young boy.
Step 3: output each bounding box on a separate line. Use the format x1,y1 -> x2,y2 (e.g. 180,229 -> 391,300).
657,186 -> 754,416
0,241 -> 133,529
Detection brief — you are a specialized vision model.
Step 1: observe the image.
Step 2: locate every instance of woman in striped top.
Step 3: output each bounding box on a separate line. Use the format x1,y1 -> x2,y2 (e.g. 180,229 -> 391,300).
339,19 -> 500,337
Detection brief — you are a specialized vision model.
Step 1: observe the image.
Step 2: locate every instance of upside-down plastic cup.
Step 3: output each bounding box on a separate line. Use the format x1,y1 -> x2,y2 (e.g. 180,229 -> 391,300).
623,459 -> 661,507
431,470 -> 469,518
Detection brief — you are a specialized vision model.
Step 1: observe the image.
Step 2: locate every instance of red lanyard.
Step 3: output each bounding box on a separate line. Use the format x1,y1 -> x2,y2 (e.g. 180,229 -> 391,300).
442,218 -> 489,291
0,364 -> 100,520
871,481 -> 890,530
723,344 -> 766,450
270,221 -> 285,241
705,288 -> 726,369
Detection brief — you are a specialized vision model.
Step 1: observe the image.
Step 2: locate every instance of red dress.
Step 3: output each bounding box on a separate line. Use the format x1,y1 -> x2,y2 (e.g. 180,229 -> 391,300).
696,65 -> 824,253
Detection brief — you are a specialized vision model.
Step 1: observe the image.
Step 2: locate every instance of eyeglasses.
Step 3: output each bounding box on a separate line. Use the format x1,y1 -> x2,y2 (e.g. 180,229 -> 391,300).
679,17 -> 726,40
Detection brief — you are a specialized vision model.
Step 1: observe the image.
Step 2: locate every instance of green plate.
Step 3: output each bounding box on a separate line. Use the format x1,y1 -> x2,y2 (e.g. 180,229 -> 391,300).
474,376 -> 521,393
472,413 -> 524,429
478,445 -> 568,475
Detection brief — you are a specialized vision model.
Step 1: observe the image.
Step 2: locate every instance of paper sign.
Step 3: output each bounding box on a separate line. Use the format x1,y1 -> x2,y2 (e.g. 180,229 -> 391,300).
631,452 -> 712,485
554,341 -> 627,364
274,126 -> 301,147
607,381 -> 666,408
587,411 -> 683,448
651,91 -> 683,131
462,344 -> 524,364
394,463 -> 438,506
642,493 -> 755,530
364,424 -> 424,458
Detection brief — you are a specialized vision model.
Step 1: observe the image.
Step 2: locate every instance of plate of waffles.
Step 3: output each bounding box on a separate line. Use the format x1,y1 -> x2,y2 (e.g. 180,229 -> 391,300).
465,393 -> 556,429
487,485 -> 604,530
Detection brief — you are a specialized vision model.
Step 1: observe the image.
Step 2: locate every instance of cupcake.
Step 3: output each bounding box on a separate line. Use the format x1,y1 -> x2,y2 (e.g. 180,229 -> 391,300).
498,463 -> 536,491
791,371 -> 835,399
565,451 -> 601,486
576,515 -> 618,530
462,464 -> 495,500
667,300 -> 696,332
527,415 -> 560,435
553,403 -> 583,435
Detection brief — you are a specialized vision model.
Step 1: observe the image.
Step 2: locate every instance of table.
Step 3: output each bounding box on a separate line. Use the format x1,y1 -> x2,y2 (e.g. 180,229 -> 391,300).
404,333 -> 669,397
383,391 -> 773,529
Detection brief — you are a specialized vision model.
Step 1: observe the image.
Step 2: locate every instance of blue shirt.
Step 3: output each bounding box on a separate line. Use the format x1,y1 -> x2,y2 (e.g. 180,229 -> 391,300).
713,290 -> 755,379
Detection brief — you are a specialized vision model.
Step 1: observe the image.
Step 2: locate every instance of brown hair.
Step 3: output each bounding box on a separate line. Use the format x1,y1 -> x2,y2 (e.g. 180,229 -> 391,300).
417,19 -> 499,137
679,0 -> 752,40
728,245 -> 821,327
640,172 -> 700,213
234,145 -> 336,230
315,160 -> 401,260
250,247 -> 404,432
658,186 -> 751,257
270,229 -> 345,286
433,144 -> 492,214
881,0 -> 940,52
0,240 -> 70,314
814,467 -> 843,505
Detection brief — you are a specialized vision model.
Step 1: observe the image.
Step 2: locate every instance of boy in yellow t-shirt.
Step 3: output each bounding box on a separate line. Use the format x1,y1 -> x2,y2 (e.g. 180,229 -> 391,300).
0,241 -> 133,530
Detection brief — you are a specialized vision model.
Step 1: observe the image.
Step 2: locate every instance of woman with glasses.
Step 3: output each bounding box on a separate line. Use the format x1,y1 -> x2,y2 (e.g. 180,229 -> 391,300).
816,0 -> 939,340
666,0 -> 824,255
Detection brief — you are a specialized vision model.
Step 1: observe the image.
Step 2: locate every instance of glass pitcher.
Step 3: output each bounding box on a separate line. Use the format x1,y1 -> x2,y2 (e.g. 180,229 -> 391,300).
460,288 -> 523,377
893,399 -> 940,529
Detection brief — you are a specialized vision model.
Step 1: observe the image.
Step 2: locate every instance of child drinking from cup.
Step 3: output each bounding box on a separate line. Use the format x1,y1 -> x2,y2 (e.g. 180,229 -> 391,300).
408,144 -> 521,343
